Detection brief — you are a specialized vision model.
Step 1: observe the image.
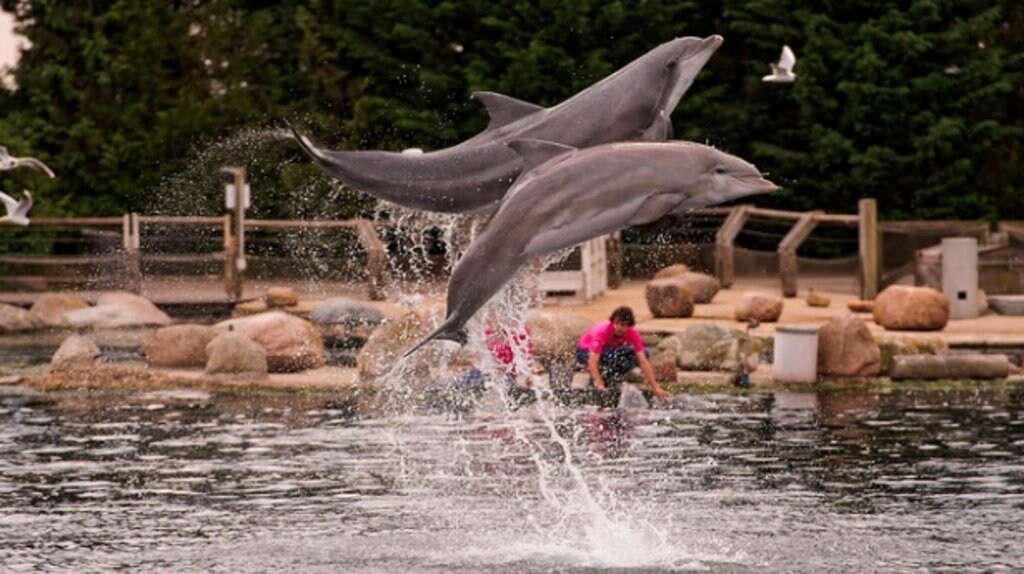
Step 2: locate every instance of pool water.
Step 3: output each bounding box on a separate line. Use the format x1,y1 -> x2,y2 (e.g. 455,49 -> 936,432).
1,383 -> 1022,572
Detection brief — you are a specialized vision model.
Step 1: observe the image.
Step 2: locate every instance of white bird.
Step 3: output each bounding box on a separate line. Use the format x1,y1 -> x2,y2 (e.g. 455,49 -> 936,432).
762,45 -> 797,83
0,146 -> 56,178
0,190 -> 33,226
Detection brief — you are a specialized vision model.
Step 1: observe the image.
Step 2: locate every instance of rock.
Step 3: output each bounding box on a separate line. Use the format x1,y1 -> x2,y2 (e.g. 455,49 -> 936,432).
660,323 -> 761,372
526,309 -> 592,387
63,291 -> 172,328
204,332 -> 268,376
806,290 -> 831,308
652,263 -> 689,279
872,285 -> 949,331
847,300 -> 874,313
647,343 -> 679,381
214,311 -> 325,372
889,353 -> 1011,380
735,291 -> 784,323
817,314 -> 881,376
877,335 -> 948,374
309,297 -> 385,327
357,311 -> 471,382
139,324 -> 217,368
674,272 -> 720,303
0,303 -> 44,333
645,278 -> 694,318
265,286 -> 299,308
50,334 -> 102,372
29,294 -> 90,327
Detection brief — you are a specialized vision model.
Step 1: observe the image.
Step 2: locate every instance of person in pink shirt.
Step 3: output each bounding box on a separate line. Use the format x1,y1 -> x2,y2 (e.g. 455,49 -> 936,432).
576,306 -> 671,399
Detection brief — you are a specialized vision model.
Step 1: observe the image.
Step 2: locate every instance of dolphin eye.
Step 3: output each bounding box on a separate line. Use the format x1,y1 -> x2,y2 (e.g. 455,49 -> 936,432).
713,166 -> 727,175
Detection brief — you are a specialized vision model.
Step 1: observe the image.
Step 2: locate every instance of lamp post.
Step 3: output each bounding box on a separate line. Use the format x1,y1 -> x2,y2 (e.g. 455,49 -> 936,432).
219,167 -> 249,300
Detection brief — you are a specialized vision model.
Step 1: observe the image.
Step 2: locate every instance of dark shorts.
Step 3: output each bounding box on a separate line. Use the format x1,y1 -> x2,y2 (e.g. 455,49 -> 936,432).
575,346 -> 641,385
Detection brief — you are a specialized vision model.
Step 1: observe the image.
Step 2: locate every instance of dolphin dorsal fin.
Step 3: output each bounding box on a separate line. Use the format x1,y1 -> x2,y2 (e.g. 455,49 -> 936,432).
507,139 -> 576,171
472,91 -> 544,130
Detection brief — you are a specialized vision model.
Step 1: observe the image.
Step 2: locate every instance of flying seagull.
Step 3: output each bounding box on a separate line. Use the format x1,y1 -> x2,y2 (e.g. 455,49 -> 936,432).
0,146 -> 56,178
0,190 -> 33,226
762,45 -> 796,83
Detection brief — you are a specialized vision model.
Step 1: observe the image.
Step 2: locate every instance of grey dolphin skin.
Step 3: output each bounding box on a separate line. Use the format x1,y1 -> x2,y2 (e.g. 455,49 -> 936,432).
403,139 -> 778,356
290,35 -> 723,214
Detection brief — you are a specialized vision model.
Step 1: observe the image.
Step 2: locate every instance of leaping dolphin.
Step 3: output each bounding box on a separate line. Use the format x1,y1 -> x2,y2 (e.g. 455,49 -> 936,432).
291,35 -> 724,214
0,190 -> 33,226
0,146 -> 56,178
403,139 -> 778,356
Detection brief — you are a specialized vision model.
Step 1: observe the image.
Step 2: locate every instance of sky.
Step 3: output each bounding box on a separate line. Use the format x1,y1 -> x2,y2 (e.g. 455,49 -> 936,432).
1,9 -> 24,74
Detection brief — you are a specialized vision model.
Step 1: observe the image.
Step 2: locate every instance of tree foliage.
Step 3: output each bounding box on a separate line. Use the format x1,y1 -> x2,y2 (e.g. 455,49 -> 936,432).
0,0 -> 1020,221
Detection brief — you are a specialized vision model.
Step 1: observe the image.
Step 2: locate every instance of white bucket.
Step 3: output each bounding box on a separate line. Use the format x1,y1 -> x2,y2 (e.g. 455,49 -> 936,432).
773,325 -> 819,383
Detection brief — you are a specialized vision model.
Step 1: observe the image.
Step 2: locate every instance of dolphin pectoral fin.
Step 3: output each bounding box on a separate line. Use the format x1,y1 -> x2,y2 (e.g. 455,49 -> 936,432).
639,111 -> 672,142
472,91 -> 545,130
507,139 -> 577,172
628,191 -> 682,226
402,322 -> 469,359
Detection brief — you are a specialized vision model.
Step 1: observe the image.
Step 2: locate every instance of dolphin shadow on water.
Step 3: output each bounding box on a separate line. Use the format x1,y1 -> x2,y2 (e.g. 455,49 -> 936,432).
289,35 -> 723,214
403,139 -> 778,357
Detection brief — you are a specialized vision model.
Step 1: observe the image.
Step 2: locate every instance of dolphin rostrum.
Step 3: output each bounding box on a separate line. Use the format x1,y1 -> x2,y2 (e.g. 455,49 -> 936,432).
0,190 -> 33,226
0,146 -> 56,178
291,35 -> 723,214
403,139 -> 778,356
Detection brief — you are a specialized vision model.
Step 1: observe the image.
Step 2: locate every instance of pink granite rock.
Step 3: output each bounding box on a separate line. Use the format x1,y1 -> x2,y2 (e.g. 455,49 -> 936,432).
872,285 -> 949,331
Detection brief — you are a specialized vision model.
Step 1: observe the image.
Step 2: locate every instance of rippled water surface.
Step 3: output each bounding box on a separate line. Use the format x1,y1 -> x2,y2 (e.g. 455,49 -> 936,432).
2,383 -> 1023,572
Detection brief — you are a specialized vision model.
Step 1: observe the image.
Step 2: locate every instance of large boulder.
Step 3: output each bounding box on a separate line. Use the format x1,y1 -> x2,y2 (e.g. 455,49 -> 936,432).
872,285 -> 949,331
735,291 -> 784,323
50,334 -> 102,372
0,303 -> 44,333
204,331 -> 268,376
659,323 -> 761,372
29,294 -> 90,327
214,311 -> 325,372
645,278 -> 694,318
525,309 -> 592,364
817,314 -> 881,377
652,264 -> 689,279
63,291 -> 172,328
139,324 -> 217,368
675,272 -> 720,304
356,311 -> 472,382
310,297 -> 386,327
889,353 -> 1011,380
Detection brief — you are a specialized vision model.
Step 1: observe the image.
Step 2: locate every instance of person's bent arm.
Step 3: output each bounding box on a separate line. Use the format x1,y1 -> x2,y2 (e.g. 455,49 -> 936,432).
637,352 -> 671,399
586,351 -> 606,391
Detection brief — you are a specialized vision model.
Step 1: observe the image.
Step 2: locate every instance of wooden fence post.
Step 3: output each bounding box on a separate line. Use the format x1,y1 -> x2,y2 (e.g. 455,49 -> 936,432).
715,205 -> 750,288
355,219 -> 388,301
859,198 -> 879,299
778,211 -> 821,297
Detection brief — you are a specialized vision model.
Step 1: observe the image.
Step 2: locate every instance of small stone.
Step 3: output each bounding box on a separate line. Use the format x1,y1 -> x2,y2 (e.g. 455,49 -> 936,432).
806,290 -> 831,308
265,287 -> 299,308
735,291 -> 783,323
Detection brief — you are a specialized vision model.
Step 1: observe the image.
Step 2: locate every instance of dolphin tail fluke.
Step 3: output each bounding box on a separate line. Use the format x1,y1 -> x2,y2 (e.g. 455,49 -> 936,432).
402,321 -> 469,359
284,121 -> 327,162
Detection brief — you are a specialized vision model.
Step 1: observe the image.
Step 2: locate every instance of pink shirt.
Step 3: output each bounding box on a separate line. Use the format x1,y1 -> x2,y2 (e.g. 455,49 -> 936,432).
577,320 -> 644,354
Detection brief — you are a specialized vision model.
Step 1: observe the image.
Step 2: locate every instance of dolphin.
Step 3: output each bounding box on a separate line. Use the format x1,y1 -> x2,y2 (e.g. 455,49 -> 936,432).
403,139 -> 778,356
290,35 -> 724,214
0,146 -> 56,178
